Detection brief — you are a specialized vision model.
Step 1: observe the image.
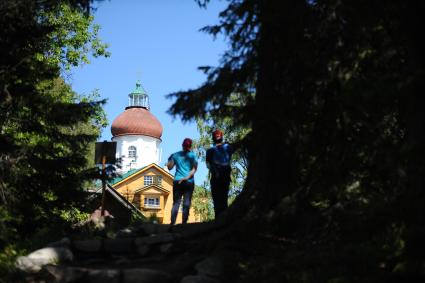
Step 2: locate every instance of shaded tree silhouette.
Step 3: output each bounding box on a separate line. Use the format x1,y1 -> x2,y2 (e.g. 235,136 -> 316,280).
168,0 -> 425,281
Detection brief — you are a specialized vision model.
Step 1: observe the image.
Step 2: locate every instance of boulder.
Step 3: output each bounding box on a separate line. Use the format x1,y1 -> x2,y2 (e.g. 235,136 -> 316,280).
73,239 -> 102,253
137,244 -> 150,256
104,238 -> 134,254
87,268 -> 120,283
195,256 -> 223,278
159,243 -> 173,254
180,275 -> 221,283
135,233 -> 174,246
46,237 -> 71,248
122,268 -> 172,283
15,256 -> 41,273
45,265 -> 121,283
16,247 -> 73,273
44,265 -> 86,283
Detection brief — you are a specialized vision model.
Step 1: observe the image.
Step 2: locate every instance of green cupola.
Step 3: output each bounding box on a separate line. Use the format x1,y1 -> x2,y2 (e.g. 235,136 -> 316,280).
128,80 -> 149,109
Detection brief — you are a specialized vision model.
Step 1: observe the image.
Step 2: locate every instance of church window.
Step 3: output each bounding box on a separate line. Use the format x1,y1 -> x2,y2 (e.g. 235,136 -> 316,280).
144,197 -> 160,208
128,146 -> 137,160
154,175 -> 162,185
144,175 -> 153,186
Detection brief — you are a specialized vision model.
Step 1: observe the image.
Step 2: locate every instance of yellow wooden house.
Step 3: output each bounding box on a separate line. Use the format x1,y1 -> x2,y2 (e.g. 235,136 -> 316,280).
109,163 -> 199,224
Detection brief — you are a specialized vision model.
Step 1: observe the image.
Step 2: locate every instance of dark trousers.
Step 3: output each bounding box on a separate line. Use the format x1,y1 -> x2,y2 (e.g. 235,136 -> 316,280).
210,166 -> 231,218
170,180 -> 194,225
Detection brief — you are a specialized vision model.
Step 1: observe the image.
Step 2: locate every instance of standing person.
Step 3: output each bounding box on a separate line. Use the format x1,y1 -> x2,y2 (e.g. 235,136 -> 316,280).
167,138 -> 198,226
206,129 -> 235,218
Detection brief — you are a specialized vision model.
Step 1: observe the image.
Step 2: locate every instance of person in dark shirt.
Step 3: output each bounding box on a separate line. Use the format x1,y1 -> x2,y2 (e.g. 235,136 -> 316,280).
206,129 -> 235,217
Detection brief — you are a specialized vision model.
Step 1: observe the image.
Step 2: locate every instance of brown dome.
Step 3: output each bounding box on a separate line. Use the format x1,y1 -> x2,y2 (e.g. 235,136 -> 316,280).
111,106 -> 163,139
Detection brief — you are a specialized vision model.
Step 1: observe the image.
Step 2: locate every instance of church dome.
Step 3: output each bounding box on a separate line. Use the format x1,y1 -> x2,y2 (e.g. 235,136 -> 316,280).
111,106 -> 163,139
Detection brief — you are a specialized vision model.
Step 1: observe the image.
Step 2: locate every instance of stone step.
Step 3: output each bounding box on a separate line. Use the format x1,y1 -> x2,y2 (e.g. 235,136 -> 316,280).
44,265 -> 173,283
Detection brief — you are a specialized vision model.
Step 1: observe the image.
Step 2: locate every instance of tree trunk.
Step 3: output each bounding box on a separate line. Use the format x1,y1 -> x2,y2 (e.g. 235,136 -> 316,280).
229,0 -> 308,227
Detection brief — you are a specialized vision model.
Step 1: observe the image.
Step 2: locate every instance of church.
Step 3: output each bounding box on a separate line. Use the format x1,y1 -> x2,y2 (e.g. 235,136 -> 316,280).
106,81 -> 199,224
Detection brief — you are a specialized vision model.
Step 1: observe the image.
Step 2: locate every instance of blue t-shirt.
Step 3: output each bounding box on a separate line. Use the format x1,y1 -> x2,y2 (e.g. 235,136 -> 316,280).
206,143 -> 234,167
169,151 -> 198,183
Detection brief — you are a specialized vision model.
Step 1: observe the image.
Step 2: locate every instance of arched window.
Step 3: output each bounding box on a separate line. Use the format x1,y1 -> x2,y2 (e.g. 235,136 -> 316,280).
128,146 -> 137,161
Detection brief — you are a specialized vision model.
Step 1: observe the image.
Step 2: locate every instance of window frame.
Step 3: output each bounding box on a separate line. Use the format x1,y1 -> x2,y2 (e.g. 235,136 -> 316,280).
128,146 -> 137,161
144,175 -> 153,186
144,196 -> 160,209
154,175 -> 162,185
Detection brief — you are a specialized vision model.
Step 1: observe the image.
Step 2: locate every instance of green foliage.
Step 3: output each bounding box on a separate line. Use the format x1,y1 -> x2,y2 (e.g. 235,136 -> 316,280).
0,0 -> 109,258
59,206 -> 90,224
38,3 -> 110,70
147,213 -> 160,224
192,184 -> 214,221
194,93 -> 251,196
0,207 -> 16,251
129,210 -> 147,225
0,245 -> 21,283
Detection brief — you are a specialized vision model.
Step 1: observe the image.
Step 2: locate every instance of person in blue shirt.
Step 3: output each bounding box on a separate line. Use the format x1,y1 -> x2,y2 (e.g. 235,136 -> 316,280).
206,129 -> 235,218
167,138 -> 198,225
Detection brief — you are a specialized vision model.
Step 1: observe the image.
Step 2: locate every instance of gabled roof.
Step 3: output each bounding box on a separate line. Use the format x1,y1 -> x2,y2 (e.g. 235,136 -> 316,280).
90,184 -> 144,218
109,167 -> 145,185
134,184 -> 170,194
109,163 -> 174,187
105,184 -> 144,217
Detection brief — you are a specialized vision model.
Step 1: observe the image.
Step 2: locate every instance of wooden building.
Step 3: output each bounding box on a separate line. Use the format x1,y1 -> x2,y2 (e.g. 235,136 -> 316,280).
109,163 -> 199,224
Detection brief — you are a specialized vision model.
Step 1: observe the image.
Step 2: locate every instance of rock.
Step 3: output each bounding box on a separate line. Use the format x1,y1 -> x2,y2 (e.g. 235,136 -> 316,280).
122,268 -> 172,283
180,275 -> 221,283
16,247 -> 74,273
44,265 -> 86,283
135,233 -> 174,246
87,268 -> 120,283
140,223 -> 157,235
15,256 -> 41,273
117,228 -> 134,238
73,239 -> 102,253
115,256 -> 131,265
159,243 -> 173,254
176,222 -> 220,239
137,245 -> 150,256
156,224 -> 172,234
195,256 -> 223,278
30,247 -> 73,263
104,238 -> 134,254
45,266 -> 121,283
46,237 -> 71,248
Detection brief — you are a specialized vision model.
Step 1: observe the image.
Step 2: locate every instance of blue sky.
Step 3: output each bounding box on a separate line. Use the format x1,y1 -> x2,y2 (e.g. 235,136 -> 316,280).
70,0 -> 228,185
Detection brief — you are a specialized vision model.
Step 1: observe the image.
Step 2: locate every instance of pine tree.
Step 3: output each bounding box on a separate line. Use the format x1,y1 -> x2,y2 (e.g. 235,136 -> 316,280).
168,1 -> 425,281
0,0 -> 109,249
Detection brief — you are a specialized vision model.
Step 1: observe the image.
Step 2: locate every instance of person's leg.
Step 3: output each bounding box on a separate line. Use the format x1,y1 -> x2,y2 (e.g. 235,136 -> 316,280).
210,176 -> 220,217
181,181 -> 194,224
170,182 -> 183,225
214,167 -> 231,217
221,167 -> 231,211
215,178 -> 227,216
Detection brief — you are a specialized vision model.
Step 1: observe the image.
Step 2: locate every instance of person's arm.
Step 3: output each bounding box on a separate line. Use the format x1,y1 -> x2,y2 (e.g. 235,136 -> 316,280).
167,154 -> 175,170
178,157 -> 198,184
178,163 -> 197,184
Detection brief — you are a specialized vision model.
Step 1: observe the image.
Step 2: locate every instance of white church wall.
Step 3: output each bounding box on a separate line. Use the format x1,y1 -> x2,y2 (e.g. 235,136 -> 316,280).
112,135 -> 162,173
